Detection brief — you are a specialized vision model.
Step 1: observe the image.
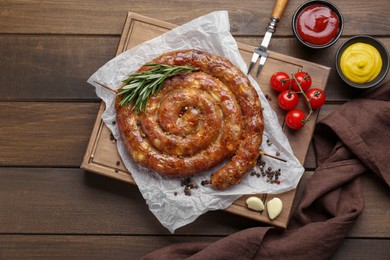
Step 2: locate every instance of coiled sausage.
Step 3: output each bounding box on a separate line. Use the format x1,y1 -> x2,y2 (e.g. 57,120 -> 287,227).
115,49 -> 263,190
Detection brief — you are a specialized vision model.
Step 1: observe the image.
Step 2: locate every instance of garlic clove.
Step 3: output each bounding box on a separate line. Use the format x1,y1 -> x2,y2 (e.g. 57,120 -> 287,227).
267,197 -> 283,220
245,196 -> 264,211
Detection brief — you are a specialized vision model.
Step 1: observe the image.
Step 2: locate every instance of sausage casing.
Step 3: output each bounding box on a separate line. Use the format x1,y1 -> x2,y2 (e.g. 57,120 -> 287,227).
115,49 -> 264,190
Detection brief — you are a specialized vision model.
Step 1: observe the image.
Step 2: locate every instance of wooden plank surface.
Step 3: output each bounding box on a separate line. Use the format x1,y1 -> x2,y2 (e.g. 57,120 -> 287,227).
0,235 -> 389,259
0,0 -> 388,36
0,102 -> 99,167
0,168 -> 267,235
1,35 -> 388,102
0,35 -> 117,101
1,0 -> 389,258
0,101 -> 338,169
0,168 -> 388,237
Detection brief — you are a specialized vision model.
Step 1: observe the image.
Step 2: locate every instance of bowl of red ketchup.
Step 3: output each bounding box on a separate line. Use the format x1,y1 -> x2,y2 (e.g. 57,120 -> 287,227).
292,0 -> 343,49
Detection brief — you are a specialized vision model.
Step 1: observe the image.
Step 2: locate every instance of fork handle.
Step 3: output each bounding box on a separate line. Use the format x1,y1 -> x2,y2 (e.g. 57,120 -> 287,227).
272,0 -> 289,20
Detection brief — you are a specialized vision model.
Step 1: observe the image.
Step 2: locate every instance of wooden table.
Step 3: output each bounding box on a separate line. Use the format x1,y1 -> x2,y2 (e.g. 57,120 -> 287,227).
1,0 -> 389,258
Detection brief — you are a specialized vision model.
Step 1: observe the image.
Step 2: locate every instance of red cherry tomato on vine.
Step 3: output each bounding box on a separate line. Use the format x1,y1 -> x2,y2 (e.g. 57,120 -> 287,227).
305,88 -> 326,109
291,71 -> 312,92
285,109 -> 306,130
270,72 -> 291,92
278,90 -> 299,111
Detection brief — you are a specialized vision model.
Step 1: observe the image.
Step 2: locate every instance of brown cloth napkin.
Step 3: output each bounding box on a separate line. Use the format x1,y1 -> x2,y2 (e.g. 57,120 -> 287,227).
143,81 -> 390,260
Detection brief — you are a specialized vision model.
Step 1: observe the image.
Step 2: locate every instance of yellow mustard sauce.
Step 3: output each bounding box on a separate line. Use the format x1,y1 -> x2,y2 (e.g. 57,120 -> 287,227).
340,43 -> 382,84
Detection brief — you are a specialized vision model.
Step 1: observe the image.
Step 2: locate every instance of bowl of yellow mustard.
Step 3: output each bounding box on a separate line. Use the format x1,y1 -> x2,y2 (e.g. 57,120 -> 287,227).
335,35 -> 389,89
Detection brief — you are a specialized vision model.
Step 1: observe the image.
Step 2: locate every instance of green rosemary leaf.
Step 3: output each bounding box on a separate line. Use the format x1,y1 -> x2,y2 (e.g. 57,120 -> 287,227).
121,82 -> 140,90
139,86 -> 150,100
117,64 -> 198,112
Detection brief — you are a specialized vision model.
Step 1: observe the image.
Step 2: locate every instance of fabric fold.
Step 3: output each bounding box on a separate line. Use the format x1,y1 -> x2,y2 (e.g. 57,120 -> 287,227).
143,81 -> 390,259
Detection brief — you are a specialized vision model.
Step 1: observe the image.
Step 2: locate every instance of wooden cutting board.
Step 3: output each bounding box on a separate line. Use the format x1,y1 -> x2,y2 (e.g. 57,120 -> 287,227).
81,12 -> 330,228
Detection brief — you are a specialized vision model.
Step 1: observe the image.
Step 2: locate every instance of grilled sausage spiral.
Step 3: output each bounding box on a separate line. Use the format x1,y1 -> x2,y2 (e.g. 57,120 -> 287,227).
115,49 -> 263,190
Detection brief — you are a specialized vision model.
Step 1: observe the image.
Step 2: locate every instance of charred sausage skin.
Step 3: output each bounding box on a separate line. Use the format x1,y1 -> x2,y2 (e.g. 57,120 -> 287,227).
115,49 -> 264,190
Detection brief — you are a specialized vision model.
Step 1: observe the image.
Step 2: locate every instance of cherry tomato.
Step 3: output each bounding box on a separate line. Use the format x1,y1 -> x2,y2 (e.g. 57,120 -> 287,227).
270,72 -> 291,92
285,109 -> 306,130
291,71 -> 312,92
278,90 -> 299,111
305,88 -> 326,109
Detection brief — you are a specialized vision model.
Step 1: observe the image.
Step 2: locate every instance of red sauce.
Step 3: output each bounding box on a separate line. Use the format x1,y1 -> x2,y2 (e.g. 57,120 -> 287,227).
296,4 -> 340,45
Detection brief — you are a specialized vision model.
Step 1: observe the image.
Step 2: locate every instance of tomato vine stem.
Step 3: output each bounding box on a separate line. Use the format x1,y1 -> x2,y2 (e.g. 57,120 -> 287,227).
291,73 -> 313,124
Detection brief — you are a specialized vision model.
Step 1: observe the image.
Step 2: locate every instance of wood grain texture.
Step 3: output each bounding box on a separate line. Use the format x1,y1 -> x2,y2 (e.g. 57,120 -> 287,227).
1,0 -> 389,257
1,35 -> 388,102
0,168 -> 388,237
0,235 -> 388,259
0,235 -> 219,259
331,239 -> 390,260
0,101 -> 338,168
0,0 -> 389,36
0,35 -> 117,101
0,167 -> 266,235
0,102 -> 99,167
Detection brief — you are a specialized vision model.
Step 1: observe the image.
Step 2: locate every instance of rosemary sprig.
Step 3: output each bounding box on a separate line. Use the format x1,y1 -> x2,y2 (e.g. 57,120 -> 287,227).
117,64 -> 198,112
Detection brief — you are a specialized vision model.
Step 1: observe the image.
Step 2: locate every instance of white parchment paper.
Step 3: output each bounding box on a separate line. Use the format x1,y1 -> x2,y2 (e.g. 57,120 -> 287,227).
87,11 -> 305,233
